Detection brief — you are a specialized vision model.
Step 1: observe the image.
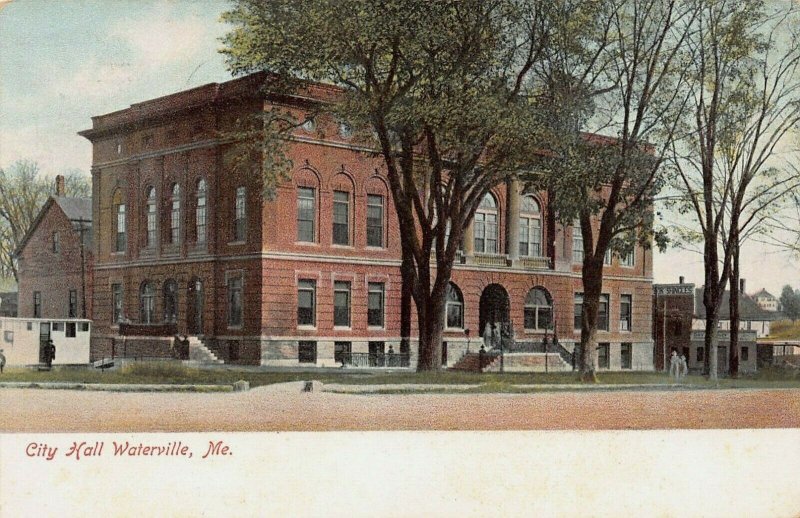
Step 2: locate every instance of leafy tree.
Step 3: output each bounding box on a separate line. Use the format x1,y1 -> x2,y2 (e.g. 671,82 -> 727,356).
780,285 -> 800,321
221,0 -> 555,370
0,160 -> 91,282
671,0 -> 800,378
531,0 -> 694,381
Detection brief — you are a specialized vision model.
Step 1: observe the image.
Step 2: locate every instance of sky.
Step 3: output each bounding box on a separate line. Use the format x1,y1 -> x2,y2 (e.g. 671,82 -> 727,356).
1,0 -> 798,295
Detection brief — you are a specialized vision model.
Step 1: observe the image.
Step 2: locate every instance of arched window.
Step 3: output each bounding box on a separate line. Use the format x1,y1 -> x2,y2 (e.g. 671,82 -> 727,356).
145,187 -> 157,248
474,193 -> 498,253
196,179 -> 207,244
519,196 -> 541,257
163,279 -> 178,323
113,188 -> 126,253
140,281 -> 155,324
524,287 -> 553,330
170,184 -> 181,244
234,186 -> 246,241
445,282 -> 464,329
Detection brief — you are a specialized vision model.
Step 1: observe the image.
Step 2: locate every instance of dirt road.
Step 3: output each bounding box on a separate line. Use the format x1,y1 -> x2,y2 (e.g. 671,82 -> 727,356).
2,383 -> 799,432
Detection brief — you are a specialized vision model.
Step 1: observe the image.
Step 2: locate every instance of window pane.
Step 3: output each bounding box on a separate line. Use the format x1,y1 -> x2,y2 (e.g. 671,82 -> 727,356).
333,191 -> 350,245
368,283 -> 384,327
333,281 -> 351,326
297,187 -> 315,242
298,341 -> 317,363
366,195 -> 384,247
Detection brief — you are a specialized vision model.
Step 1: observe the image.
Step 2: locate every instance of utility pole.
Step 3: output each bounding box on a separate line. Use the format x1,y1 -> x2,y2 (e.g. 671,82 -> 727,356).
75,218 -> 90,319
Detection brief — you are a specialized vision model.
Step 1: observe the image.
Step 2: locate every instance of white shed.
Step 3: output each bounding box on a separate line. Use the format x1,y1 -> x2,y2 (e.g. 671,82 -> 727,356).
0,317 -> 91,366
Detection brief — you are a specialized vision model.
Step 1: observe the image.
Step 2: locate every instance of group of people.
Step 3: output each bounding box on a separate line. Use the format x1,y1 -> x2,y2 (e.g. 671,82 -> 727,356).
669,350 -> 688,380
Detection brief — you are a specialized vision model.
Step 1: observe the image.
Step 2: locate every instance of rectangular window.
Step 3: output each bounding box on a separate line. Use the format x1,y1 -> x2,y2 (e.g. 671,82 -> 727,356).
598,294 -> 610,331
741,346 -> 749,362
234,187 -> 246,241
52,232 -> 60,253
196,197 -> 206,244
697,347 -> 705,362
111,284 -> 123,324
620,295 -> 632,332
574,293 -> 583,330
621,249 -> 634,267
227,274 -> 243,327
80,322 -> 89,332
297,279 -> 316,326
598,343 -> 610,369
298,340 -> 317,363
66,322 -> 76,338
333,280 -> 351,327
33,291 -> 41,318
297,187 -> 315,242
332,191 -> 350,245
519,217 -> 541,257
170,198 -> 180,244
3,331 -> 12,343
366,194 -> 384,247
334,341 -> 351,364
604,249 -> 612,265
116,204 -> 127,252
572,222 -> 583,263
367,282 -> 385,327
68,289 -> 77,318
474,212 -> 498,253
52,322 -> 64,332
621,343 -> 632,369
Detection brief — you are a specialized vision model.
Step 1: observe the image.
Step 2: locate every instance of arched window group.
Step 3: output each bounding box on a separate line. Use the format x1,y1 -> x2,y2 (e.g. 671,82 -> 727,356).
134,278 -> 202,327
138,179 -> 209,251
169,184 -> 181,244
146,187 -> 157,248
443,282 -> 555,332
112,188 -> 126,253
140,281 -> 156,324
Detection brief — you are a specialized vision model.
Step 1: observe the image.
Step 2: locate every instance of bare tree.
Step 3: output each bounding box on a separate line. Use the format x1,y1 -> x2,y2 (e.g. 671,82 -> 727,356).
671,0 -> 800,378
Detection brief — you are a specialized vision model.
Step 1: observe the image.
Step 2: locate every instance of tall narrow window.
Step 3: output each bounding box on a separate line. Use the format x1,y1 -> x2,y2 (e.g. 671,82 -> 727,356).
333,191 -> 350,245
620,295 -> 632,331
140,281 -> 155,324
519,196 -> 541,257
163,279 -> 178,323
524,287 -> 552,330
604,248 -> 612,265
111,283 -> 123,324
116,206 -> 126,252
297,279 -> 316,326
621,343 -> 632,369
445,282 -> 464,329
574,293 -> 583,330
196,179 -> 207,244
598,294 -> 610,331
33,291 -> 42,318
52,232 -> 59,253
366,194 -> 384,247
572,221 -> 583,263
368,282 -> 385,327
474,193 -> 498,253
146,187 -> 157,248
68,289 -> 77,318
234,187 -> 246,242
170,184 -> 181,244
297,187 -> 315,242
333,281 -> 351,327
227,274 -> 243,327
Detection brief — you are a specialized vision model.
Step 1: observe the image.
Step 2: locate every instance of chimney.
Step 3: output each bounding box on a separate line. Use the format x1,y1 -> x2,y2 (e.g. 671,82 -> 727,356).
55,175 -> 65,196
679,276 -> 685,284
739,278 -> 745,293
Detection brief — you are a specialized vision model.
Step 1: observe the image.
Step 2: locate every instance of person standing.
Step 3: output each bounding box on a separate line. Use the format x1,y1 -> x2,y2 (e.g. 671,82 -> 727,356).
45,340 -> 55,369
679,353 -> 688,380
0,349 -> 6,374
669,350 -> 678,380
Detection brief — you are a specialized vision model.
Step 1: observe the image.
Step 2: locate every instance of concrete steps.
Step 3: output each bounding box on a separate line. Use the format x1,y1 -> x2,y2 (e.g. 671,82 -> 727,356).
188,337 -> 224,365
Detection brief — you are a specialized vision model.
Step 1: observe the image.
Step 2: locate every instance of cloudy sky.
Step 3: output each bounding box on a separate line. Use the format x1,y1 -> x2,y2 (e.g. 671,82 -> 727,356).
1,0 -> 798,294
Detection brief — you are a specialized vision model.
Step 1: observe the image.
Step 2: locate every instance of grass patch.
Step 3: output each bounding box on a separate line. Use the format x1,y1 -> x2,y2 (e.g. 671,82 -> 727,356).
767,320 -> 800,340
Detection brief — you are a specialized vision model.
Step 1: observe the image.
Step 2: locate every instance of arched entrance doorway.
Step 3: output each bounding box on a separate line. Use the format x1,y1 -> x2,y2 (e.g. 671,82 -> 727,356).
187,278 -> 204,336
479,283 -> 510,349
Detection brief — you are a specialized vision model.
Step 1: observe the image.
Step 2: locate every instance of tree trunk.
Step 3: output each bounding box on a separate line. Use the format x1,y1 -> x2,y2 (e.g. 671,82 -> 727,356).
400,245 -> 413,357
415,291 -> 445,371
728,239 -> 740,378
579,258 -> 603,383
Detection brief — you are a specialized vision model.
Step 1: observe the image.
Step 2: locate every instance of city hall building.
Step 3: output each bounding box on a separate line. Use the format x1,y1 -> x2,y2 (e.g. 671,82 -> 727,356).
79,72 -> 654,370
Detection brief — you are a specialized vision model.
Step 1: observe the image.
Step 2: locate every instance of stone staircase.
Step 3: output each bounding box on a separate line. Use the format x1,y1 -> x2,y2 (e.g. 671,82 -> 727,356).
188,336 -> 224,365
449,351 -> 502,372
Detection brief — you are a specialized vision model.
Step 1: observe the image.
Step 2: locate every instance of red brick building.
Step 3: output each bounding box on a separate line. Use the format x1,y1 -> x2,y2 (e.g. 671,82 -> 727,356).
79,73 -> 654,369
16,179 -> 93,320
652,277 -> 695,371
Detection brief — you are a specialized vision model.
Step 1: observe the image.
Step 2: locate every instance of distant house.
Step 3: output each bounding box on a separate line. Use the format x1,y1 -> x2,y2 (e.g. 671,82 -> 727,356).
0,292 -> 18,317
693,281 -> 779,339
14,176 -> 93,320
752,288 -> 780,312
